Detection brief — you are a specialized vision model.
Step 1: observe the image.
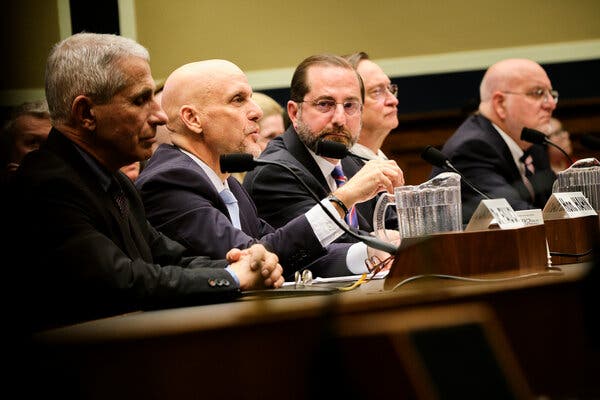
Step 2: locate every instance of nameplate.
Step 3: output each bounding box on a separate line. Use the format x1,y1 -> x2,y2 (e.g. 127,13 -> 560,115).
465,198 -> 524,231
543,192 -> 597,220
515,209 -> 544,226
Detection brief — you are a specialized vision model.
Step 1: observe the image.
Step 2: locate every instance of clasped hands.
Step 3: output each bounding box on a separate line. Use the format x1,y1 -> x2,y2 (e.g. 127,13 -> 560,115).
227,243 -> 284,290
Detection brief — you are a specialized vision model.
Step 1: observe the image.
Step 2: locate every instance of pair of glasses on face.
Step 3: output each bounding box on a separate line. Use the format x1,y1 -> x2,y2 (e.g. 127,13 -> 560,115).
369,84 -> 399,100
299,98 -> 363,116
502,88 -> 559,104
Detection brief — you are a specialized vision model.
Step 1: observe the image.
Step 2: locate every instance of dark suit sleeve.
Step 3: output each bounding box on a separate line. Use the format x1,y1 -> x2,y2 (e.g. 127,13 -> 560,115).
137,161 -> 327,274
12,157 -> 240,329
244,161 -> 321,229
452,138 -> 534,214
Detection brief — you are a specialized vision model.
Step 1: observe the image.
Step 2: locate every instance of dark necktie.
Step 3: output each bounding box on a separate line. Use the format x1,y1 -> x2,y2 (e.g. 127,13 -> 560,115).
519,152 -> 536,200
331,165 -> 358,229
109,176 -> 129,219
520,152 -> 535,178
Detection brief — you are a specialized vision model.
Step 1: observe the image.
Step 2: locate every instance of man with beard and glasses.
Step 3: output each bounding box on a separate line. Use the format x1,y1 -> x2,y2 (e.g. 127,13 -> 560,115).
136,59 -> 396,278
243,54 -> 404,252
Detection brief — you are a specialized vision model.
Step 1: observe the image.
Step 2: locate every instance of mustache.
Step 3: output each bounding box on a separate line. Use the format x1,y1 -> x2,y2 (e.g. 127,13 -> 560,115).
318,128 -> 352,140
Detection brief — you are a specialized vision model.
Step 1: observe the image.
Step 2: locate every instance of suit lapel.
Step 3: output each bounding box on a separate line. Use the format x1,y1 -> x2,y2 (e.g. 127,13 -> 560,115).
282,128 -> 330,192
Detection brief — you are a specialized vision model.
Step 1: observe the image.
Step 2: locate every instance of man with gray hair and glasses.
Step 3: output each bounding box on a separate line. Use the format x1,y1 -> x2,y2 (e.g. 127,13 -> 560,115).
343,51 -> 399,162
430,58 -> 557,223
6,33 -> 284,333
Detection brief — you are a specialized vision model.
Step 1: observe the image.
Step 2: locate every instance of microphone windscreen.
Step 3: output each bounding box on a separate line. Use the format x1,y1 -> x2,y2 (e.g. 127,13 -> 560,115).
219,153 -> 256,173
421,146 -> 448,168
521,127 -> 547,144
580,134 -> 600,150
315,140 -> 350,159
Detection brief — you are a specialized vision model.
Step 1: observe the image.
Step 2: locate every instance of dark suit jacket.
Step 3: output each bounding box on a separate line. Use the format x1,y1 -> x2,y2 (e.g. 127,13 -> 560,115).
8,128 -> 240,330
430,114 -> 556,223
136,144 -> 353,279
243,126 -> 375,239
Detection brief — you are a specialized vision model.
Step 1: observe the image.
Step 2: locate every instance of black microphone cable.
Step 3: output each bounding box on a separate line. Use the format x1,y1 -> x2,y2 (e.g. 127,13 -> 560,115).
521,127 -> 574,164
421,145 -> 491,200
220,153 -> 399,254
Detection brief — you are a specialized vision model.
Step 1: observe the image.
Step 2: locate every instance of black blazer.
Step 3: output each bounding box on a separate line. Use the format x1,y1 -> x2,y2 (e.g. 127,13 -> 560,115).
8,128 -> 240,330
136,144 -> 353,279
243,126 -> 376,238
430,114 -> 556,223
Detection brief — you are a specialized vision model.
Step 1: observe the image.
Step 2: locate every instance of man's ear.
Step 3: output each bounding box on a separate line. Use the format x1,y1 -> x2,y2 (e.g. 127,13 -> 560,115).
180,105 -> 202,134
72,95 -> 96,131
287,100 -> 299,127
491,91 -> 508,120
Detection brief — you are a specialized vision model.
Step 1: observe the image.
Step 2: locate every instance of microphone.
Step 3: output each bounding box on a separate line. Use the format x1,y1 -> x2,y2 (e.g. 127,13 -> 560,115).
220,153 -> 399,254
421,146 -> 491,200
315,139 -> 370,161
220,153 -> 257,173
580,134 -> 600,151
521,127 -> 574,164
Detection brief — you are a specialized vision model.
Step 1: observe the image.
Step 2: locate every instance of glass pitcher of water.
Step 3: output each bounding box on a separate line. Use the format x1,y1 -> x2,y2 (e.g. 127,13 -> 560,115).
373,172 -> 463,243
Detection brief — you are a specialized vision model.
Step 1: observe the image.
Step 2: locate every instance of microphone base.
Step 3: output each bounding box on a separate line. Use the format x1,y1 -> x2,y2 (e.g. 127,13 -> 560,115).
385,225 -> 548,290
545,215 -> 599,265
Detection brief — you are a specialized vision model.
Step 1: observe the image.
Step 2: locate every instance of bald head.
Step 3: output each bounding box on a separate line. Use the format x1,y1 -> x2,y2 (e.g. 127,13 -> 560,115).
479,59 -> 548,103
477,58 -> 555,148
161,60 -> 245,133
159,59 -> 263,169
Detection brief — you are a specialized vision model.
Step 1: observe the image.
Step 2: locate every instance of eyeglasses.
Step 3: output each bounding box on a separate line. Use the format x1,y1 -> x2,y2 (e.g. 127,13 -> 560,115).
364,255 -> 394,277
369,84 -> 399,100
299,98 -> 362,116
502,88 -> 559,104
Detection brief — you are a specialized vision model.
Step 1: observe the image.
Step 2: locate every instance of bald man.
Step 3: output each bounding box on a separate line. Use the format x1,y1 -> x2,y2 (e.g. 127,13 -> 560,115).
430,58 -> 557,223
136,60 -> 394,279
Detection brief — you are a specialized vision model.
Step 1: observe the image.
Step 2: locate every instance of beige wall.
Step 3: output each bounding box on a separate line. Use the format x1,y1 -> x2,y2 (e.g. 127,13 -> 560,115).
136,0 -> 600,80
2,1 -> 61,89
2,0 -> 600,104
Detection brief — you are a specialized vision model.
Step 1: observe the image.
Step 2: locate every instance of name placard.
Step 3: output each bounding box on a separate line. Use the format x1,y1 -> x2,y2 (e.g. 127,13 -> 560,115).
465,198 -> 525,231
515,209 -> 544,226
543,192 -> 597,220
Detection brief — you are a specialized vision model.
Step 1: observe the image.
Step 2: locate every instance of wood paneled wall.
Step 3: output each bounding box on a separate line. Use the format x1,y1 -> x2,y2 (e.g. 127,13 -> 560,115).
383,98 -> 600,185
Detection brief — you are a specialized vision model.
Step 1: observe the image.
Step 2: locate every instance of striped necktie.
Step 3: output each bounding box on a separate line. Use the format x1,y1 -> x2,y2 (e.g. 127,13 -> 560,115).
331,165 -> 358,229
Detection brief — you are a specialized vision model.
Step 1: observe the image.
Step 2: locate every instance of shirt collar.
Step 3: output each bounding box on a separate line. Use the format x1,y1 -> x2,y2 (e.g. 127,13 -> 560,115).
350,143 -> 388,160
492,123 -> 526,175
305,145 -> 340,192
178,147 -> 229,192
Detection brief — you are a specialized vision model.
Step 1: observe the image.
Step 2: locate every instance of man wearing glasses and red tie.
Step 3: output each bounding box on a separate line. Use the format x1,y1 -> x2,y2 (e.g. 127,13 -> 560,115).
429,58 -> 557,224
244,54 -> 405,275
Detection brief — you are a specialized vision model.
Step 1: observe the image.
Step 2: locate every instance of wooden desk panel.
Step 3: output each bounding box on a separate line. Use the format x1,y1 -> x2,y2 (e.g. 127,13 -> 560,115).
28,263 -> 599,399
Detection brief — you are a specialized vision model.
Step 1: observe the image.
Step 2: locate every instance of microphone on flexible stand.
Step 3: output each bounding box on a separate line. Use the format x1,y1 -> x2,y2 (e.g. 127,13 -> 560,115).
521,127 -> 574,164
315,139 -> 370,161
421,145 -> 491,200
220,153 -> 399,254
